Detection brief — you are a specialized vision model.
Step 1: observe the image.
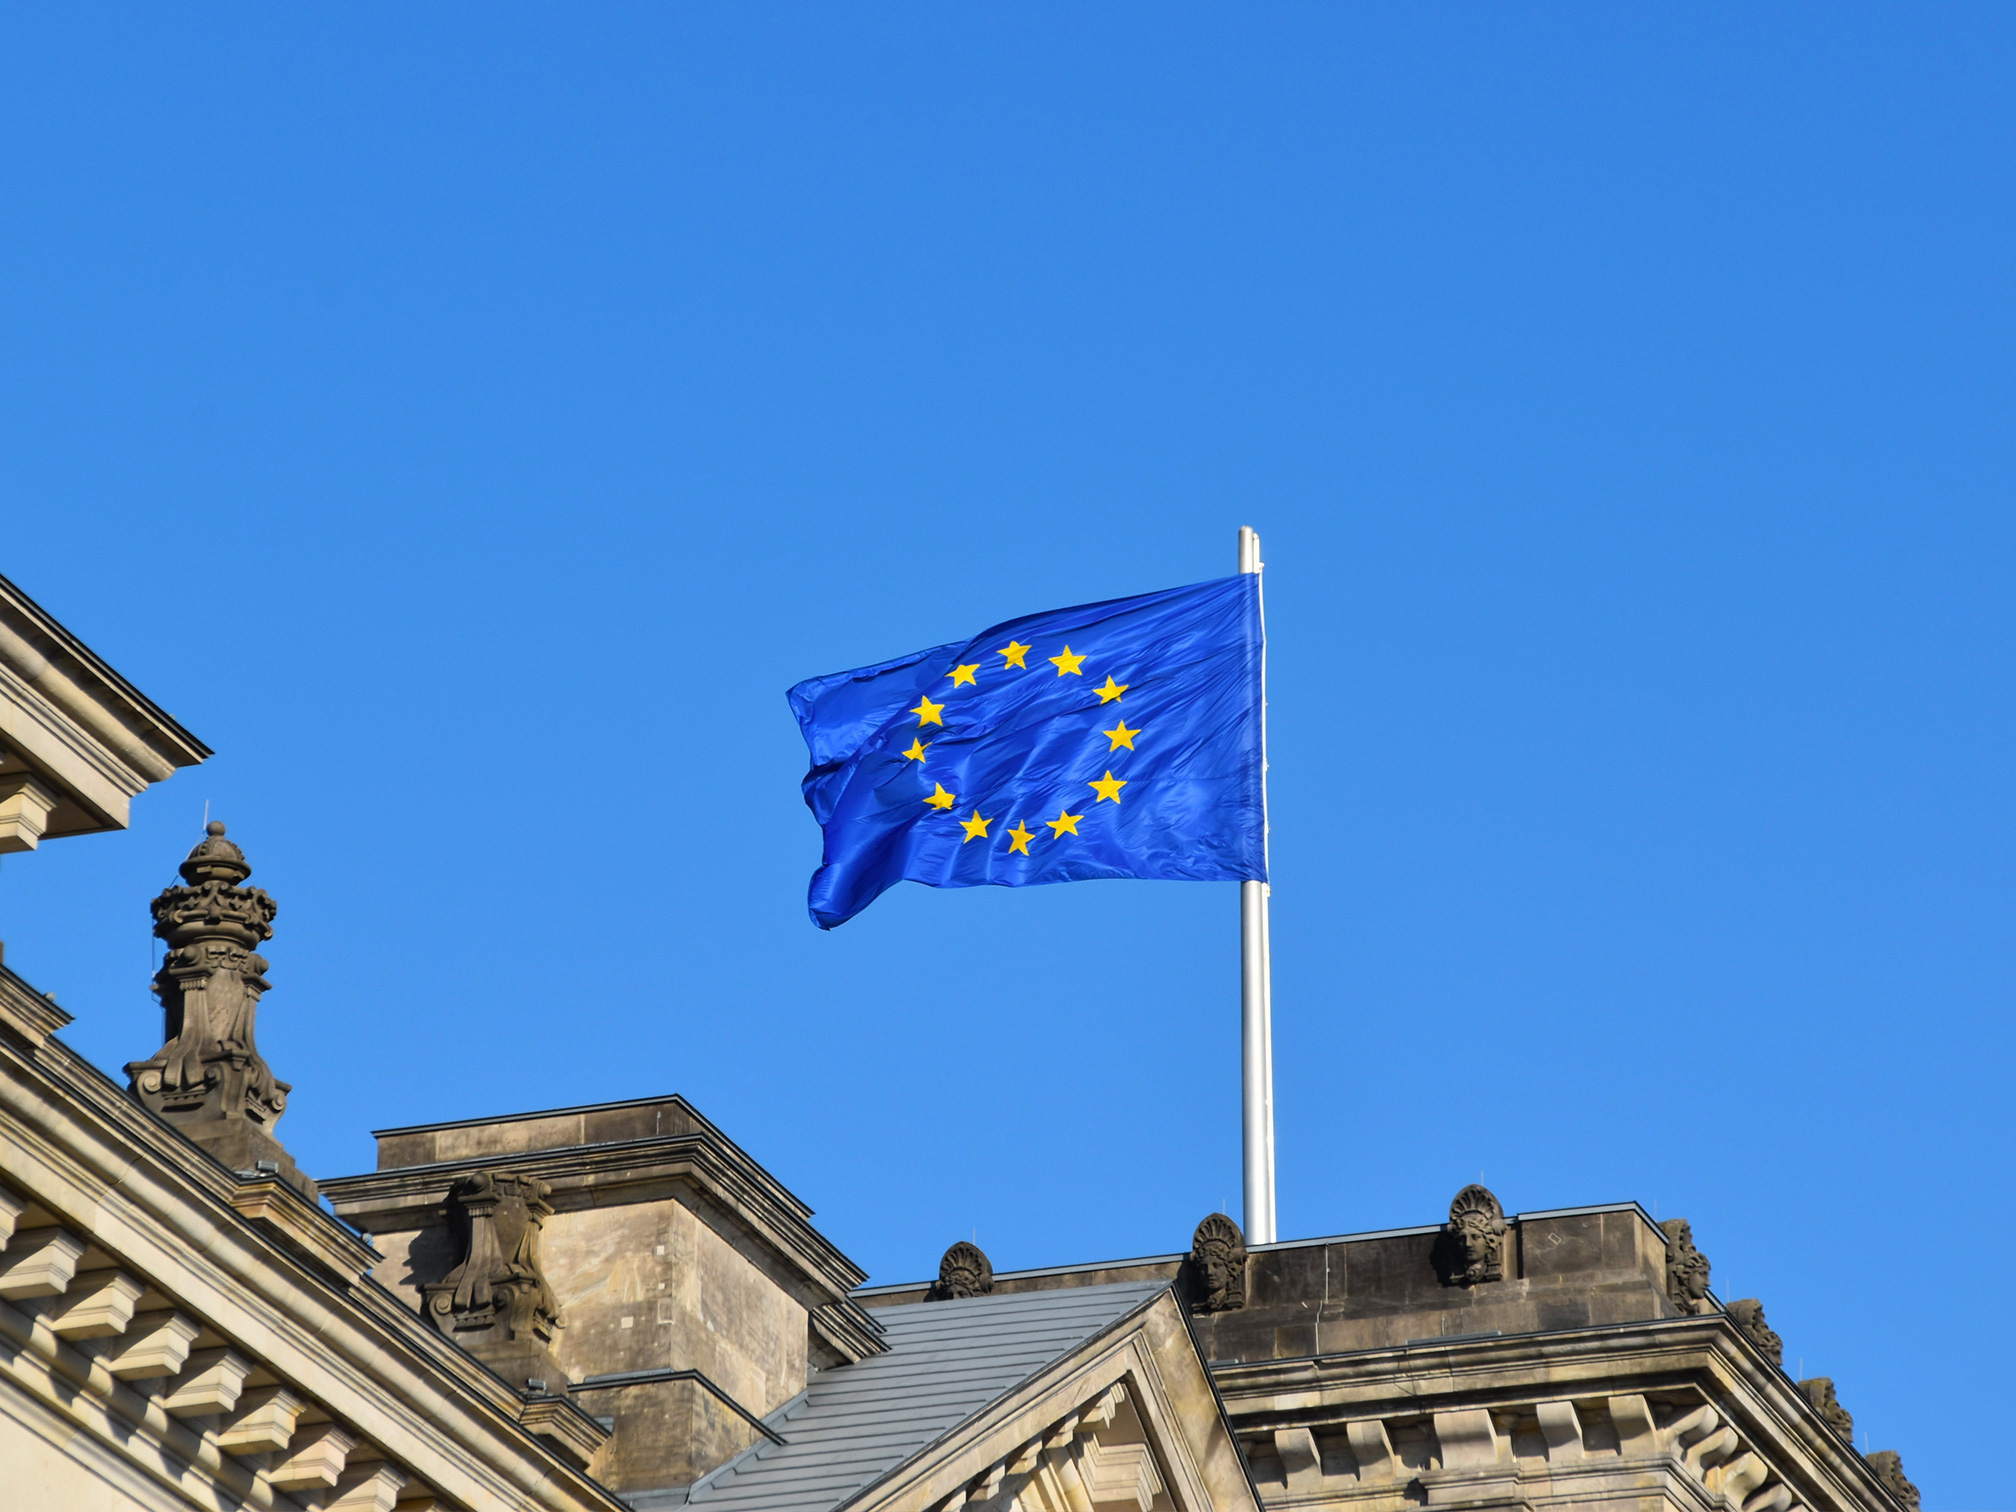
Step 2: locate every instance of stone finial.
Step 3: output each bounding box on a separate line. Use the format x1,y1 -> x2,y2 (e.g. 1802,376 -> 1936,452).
1435,1184 -> 1507,1286
1726,1298 -> 1784,1367
424,1171 -> 564,1386
1661,1218 -> 1713,1315
1186,1213 -> 1248,1313
1798,1376 -> 1855,1442
1864,1450 -> 1920,1512
125,824 -> 312,1197
930,1241 -> 993,1300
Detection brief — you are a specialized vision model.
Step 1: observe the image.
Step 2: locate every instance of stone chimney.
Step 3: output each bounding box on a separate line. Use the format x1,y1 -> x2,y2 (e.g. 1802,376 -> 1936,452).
125,822 -> 313,1197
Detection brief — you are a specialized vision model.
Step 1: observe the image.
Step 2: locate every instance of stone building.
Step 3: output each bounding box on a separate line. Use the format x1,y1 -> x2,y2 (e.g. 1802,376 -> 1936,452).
0,572 -> 1923,1512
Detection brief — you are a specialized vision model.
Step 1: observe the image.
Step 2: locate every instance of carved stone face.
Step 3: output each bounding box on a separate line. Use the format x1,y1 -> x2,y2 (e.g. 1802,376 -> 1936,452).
1187,1214 -> 1247,1312
1436,1185 -> 1507,1287
1454,1215 -> 1494,1272
1199,1250 -> 1233,1306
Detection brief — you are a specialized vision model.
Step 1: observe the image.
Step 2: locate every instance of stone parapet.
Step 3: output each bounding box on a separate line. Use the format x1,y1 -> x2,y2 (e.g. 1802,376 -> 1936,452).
860,1203 -> 1678,1354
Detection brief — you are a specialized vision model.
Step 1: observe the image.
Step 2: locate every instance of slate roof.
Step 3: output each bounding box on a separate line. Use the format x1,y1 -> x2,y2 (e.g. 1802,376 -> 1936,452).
666,1281 -> 1172,1512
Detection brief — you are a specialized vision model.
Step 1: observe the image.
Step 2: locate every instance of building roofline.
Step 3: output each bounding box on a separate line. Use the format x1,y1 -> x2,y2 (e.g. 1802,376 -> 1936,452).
851,1201 -> 1665,1296
0,571 -> 210,764
372,1091 -> 710,1140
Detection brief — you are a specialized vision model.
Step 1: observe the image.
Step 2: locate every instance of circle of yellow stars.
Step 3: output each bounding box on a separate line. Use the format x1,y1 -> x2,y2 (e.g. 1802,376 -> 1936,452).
903,640 -> 1140,857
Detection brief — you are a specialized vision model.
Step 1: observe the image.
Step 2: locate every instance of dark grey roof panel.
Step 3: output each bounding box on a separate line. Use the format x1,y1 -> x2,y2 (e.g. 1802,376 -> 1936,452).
680,1281 -> 1169,1512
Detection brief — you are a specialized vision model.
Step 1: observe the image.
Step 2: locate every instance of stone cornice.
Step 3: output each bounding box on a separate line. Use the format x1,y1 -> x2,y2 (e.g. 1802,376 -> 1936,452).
224,1172 -> 380,1282
0,963 -> 73,1051
1213,1314 -> 1900,1512
324,1134 -> 874,1325
0,573 -> 207,836
812,1297 -> 889,1365
0,1014 -> 628,1512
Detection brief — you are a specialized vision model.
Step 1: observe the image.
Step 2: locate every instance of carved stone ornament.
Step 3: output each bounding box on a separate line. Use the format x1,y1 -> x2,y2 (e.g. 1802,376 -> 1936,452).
1186,1213 -> 1248,1313
1435,1184 -> 1508,1287
1726,1298 -> 1784,1367
423,1171 -> 563,1381
124,824 -> 311,1195
1864,1450 -> 1920,1512
930,1241 -> 994,1300
1661,1218 -> 1713,1315
1798,1376 -> 1855,1443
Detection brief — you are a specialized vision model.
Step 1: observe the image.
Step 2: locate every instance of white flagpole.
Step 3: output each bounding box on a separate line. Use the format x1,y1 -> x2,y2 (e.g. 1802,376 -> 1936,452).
1238,526 -> 1277,1243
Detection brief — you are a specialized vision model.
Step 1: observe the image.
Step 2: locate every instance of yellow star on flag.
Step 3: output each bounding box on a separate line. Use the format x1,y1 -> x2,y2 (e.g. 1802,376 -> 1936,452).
949,663 -> 979,687
1049,645 -> 1086,677
997,641 -> 1031,669
902,738 -> 929,762
1102,719 -> 1139,752
925,783 -> 956,811
910,694 -> 944,727
1005,820 -> 1035,855
960,809 -> 992,843
1088,770 -> 1127,803
1045,807 -> 1082,838
1095,676 -> 1127,703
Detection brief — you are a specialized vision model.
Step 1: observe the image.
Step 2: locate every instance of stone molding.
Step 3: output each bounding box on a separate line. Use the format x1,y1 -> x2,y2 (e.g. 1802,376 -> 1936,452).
813,1298 -> 890,1365
222,1172 -> 379,1283
0,572 -> 207,841
0,999 -> 629,1512
0,963 -> 72,1052
324,1134 -> 884,1361
569,1366 -> 784,1445
1213,1313 -> 1903,1512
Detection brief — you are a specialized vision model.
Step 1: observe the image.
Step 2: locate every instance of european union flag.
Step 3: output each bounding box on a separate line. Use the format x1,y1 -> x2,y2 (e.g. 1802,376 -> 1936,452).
788,574 -> 1266,929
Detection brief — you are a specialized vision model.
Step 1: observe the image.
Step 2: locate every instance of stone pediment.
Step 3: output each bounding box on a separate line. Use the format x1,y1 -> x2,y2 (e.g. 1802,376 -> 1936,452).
686,1284 -> 1257,1512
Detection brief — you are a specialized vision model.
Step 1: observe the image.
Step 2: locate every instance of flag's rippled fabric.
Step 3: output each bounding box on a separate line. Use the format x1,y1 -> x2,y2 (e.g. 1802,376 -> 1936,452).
788,575 -> 1266,929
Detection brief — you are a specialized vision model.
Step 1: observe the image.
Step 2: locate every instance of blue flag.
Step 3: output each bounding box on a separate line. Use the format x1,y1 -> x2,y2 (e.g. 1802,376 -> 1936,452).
788,574 -> 1266,929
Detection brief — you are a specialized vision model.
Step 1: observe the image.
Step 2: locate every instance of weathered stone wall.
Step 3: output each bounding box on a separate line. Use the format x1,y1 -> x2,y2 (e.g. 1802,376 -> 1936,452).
0,1399 -> 159,1512
545,1197 -> 809,1411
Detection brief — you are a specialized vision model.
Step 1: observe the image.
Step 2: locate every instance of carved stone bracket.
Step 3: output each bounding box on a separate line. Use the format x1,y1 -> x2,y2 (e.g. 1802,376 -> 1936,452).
1725,1298 -> 1784,1367
124,824 -> 311,1196
930,1241 -> 994,1300
1184,1213 -> 1247,1313
1661,1218 -> 1713,1315
1435,1185 -> 1507,1287
423,1170 -> 564,1386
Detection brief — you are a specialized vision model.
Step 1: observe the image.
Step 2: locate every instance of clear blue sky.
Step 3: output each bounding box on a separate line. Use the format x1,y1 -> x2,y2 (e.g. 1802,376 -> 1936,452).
3,7 -> 2008,1502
